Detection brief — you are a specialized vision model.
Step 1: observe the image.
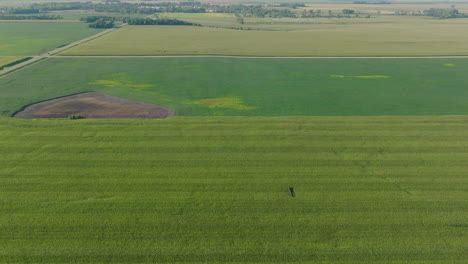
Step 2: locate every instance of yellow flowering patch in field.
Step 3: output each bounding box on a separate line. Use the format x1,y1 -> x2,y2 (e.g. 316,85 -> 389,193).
196,97 -> 257,110
89,72 -> 153,90
89,80 -> 121,87
330,75 -> 391,79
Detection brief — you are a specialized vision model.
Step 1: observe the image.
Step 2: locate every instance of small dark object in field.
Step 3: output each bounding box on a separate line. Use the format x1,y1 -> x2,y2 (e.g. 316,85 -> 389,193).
68,114 -> 85,120
289,187 -> 296,197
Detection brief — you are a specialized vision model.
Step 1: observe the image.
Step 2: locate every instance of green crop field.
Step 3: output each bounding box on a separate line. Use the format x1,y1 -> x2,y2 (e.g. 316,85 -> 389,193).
62,17 -> 468,56
1,116 -> 467,263
2,4 -> 468,261
0,22 -> 101,56
1,57 -> 468,117
0,56 -> 25,67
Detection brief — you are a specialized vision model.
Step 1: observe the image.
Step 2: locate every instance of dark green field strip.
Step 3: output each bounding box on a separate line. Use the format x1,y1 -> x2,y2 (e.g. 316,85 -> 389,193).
3,152 -> 468,161
2,158 -> 468,167
3,115 -> 468,125
2,58 -> 468,116
1,181 -> 467,193
3,138 -> 468,146
0,237 -> 467,262
0,116 -> 467,263
3,146 -> 468,154
3,131 -> 468,140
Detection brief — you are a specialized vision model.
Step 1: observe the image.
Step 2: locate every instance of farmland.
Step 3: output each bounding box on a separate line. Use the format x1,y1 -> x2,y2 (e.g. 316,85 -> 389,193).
62,17 -> 468,56
1,57 -> 468,117
0,56 -> 25,68
1,0 -> 468,262
0,22 -> 101,56
1,116 -> 467,263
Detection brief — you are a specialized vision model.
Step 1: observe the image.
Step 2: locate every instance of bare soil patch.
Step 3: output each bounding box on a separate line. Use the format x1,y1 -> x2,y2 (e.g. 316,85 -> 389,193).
14,92 -> 174,119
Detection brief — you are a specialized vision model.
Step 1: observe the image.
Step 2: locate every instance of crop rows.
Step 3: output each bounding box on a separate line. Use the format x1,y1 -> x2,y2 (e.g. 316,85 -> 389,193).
0,116 -> 467,263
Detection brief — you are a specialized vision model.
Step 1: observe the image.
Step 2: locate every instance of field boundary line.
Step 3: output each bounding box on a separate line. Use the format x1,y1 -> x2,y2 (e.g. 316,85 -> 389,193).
0,25 -> 125,76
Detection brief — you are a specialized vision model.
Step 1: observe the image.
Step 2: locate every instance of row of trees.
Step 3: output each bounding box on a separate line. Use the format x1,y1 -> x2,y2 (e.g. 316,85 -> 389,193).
88,20 -> 114,28
6,2 -> 466,20
300,9 -> 368,18
215,5 -> 296,18
0,57 -> 31,70
424,8 -> 466,18
395,8 -> 466,18
12,2 -> 298,18
0,2 -> 363,19
28,2 -> 208,14
10,8 -> 40,14
126,18 -> 198,25
0,14 -> 62,20
81,15 -> 197,28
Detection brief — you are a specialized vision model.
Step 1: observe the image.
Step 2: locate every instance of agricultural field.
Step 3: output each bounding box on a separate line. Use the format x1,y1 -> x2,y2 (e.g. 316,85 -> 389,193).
0,116 -> 467,263
1,57 -> 468,117
1,0 -> 468,262
0,56 -> 25,68
160,12 -> 408,30
62,17 -> 468,56
0,22 -> 101,56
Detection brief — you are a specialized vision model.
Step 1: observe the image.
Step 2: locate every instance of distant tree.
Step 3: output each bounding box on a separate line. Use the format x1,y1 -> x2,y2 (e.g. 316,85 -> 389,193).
342,9 -> 355,14
0,14 -> 62,20
126,17 -> 197,25
236,16 -> 244,24
425,8 -> 464,18
88,19 -> 115,28
12,8 -> 40,14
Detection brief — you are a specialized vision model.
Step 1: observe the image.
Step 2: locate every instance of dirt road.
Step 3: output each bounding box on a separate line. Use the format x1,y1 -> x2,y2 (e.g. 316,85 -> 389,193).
0,25 -> 123,76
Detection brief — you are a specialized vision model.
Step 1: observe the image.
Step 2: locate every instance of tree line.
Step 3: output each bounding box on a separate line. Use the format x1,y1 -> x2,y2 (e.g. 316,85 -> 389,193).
1,2 -> 361,19
424,8 -> 466,18
6,2 -> 298,18
28,2 -> 208,14
0,14 -> 62,20
395,8 -> 467,18
6,2 -> 465,20
81,15 -> 198,28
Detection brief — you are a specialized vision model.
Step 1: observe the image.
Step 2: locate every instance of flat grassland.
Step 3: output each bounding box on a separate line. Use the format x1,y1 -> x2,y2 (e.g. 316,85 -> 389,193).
0,22 -> 101,56
0,56 -> 25,67
0,116 -> 467,263
1,57 -> 467,117
62,17 -> 468,56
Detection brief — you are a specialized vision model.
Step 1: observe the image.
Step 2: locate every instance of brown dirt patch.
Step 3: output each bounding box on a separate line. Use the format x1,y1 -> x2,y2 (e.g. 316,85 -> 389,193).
14,92 -> 174,119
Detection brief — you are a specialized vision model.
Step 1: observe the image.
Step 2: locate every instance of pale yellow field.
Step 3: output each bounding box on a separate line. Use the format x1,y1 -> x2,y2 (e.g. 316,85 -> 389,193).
63,16 -> 468,56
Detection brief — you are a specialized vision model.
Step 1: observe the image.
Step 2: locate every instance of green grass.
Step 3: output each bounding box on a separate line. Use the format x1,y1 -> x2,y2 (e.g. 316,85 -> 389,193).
2,57 -> 468,117
0,22 -> 101,56
0,115 -> 467,263
62,17 -> 468,56
0,56 -> 25,67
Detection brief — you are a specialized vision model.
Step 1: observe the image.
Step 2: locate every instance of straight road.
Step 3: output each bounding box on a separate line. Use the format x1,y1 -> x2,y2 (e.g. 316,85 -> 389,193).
0,25 -> 124,76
